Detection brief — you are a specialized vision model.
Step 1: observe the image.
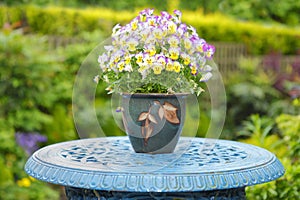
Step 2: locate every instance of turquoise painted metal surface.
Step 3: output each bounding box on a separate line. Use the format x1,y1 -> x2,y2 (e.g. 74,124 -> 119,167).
25,136 -> 284,194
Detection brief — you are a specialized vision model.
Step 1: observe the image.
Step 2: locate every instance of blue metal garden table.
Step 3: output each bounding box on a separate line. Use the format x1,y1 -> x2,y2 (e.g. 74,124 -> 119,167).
25,136 -> 284,200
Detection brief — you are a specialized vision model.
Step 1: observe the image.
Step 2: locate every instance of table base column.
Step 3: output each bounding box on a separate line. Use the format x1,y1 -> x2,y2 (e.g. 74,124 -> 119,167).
65,186 -> 246,200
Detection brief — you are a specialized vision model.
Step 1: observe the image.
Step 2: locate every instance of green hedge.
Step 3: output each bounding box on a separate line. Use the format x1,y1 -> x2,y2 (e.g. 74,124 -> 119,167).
0,5 -> 299,54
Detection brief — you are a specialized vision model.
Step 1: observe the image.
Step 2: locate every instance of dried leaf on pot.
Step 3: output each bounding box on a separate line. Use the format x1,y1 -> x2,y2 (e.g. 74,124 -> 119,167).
158,107 -> 164,120
164,110 -> 180,124
144,125 -> 153,145
162,102 -> 180,124
163,102 -> 178,111
141,125 -> 145,138
148,114 -> 157,124
138,112 -> 148,121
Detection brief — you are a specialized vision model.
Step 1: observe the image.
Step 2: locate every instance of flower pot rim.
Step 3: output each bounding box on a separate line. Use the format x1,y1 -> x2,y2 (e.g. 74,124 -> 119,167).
120,92 -> 190,98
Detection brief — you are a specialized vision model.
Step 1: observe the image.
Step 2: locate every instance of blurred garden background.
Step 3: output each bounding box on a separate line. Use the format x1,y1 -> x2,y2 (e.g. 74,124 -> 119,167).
0,0 -> 299,199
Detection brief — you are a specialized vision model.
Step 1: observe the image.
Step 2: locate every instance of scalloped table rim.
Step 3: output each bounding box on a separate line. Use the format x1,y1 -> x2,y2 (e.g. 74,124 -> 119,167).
24,136 -> 285,192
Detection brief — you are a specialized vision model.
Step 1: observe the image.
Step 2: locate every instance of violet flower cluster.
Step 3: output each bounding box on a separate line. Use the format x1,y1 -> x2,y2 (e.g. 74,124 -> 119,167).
96,9 -> 215,95
15,132 -> 47,155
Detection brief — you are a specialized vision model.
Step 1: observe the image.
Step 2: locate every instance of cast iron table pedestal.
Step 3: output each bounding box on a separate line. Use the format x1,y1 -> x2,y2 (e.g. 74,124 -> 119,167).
25,137 -> 284,200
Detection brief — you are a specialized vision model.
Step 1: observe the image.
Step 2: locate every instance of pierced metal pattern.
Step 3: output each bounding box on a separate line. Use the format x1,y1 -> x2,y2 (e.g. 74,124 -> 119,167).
25,137 -> 284,192
65,186 -> 246,200
59,139 -> 247,172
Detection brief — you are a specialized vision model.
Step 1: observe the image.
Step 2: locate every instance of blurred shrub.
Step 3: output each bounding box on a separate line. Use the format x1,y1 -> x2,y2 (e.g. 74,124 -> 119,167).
240,112 -> 300,199
0,5 -> 299,54
220,0 -> 300,26
0,0 -> 169,11
0,29 -> 106,199
0,126 -> 59,200
224,57 -> 278,138
223,56 -> 299,139
0,30 -> 78,142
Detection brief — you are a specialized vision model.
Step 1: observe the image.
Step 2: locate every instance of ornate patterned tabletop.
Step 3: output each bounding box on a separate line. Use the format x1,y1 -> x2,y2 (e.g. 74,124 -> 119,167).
25,137 -> 284,199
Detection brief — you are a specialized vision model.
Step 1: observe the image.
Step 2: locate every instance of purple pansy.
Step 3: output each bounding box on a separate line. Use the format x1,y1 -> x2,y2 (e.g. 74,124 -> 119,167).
161,11 -> 172,20
173,10 -> 182,17
140,8 -> 154,16
178,23 -> 187,35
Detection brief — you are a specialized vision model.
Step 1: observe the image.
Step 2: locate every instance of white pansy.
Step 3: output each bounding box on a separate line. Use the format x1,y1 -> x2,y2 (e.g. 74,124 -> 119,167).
112,24 -> 121,36
127,38 -> 139,51
124,64 -> 133,72
168,35 -> 180,48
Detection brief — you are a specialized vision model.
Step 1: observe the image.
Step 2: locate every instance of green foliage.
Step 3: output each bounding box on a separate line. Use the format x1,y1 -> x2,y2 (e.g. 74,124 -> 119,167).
1,31 -> 53,132
240,113 -> 300,199
3,0 -> 300,27
0,181 -> 59,200
0,5 -> 299,54
0,3 -> 299,199
0,30 -> 77,139
0,29 -> 105,199
179,0 -> 223,13
184,13 -> 300,54
220,0 -> 300,26
224,57 -> 279,138
0,0 -> 169,11
239,114 -> 286,157
276,114 -> 300,158
0,127 -> 59,200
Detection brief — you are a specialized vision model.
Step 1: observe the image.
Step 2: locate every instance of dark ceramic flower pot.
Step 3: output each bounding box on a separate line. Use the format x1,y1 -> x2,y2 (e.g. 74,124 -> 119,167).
121,93 -> 187,154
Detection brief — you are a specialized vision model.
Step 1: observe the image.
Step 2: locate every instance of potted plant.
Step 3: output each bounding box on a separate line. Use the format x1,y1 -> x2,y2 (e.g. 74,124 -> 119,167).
95,9 -> 215,154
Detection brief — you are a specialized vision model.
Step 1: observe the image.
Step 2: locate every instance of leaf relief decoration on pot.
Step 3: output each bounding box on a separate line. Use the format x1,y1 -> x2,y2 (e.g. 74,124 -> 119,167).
137,100 -> 180,145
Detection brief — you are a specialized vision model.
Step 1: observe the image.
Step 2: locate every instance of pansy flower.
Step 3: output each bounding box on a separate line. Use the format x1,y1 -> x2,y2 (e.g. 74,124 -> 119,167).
167,21 -> 177,34
127,38 -> 139,52
152,63 -> 163,74
96,8 -> 215,96
169,48 -> 180,60
168,35 -> 180,48
135,52 -> 144,64
173,61 -> 181,73
165,58 -> 174,71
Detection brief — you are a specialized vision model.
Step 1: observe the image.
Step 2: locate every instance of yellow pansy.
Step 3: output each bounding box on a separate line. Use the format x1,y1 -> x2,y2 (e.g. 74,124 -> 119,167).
183,55 -> 191,65
145,45 -> 156,56
168,36 -> 179,48
131,20 -> 138,31
153,64 -> 163,74
125,55 -> 131,64
191,66 -> 197,75
196,43 -> 204,52
144,55 -> 155,65
166,61 -> 174,71
169,48 -> 179,60
167,21 -> 177,34
157,56 -> 166,66
140,15 -> 147,22
127,39 -> 138,52
173,61 -> 181,73
153,29 -> 163,40
148,18 -> 156,26
114,55 -> 120,63
184,38 -> 192,50
117,61 -> 125,72
135,53 -> 144,64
